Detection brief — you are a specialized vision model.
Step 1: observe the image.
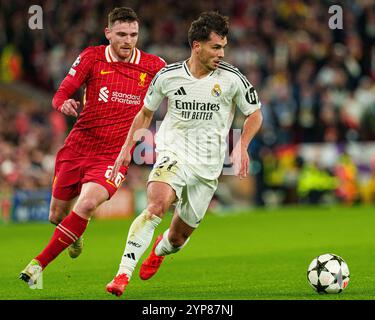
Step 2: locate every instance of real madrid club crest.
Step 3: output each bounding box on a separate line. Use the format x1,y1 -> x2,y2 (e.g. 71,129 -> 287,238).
211,84 -> 222,97
139,72 -> 147,86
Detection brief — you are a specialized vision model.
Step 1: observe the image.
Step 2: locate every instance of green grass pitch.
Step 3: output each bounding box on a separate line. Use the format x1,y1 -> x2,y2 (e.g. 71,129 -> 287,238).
1,205 -> 375,300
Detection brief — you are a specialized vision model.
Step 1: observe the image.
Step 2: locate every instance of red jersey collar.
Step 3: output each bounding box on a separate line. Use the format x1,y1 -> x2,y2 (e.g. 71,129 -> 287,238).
105,45 -> 141,64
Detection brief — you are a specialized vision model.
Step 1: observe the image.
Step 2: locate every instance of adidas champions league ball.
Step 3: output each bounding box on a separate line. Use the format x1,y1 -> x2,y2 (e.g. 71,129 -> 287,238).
307,253 -> 350,294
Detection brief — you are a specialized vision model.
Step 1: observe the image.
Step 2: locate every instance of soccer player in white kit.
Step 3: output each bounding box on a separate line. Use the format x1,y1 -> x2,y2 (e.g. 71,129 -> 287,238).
106,11 -> 263,297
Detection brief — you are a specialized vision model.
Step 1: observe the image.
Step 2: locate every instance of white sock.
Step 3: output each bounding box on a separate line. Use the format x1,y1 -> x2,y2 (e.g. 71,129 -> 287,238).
117,210 -> 161,279
155,228 -> 190,256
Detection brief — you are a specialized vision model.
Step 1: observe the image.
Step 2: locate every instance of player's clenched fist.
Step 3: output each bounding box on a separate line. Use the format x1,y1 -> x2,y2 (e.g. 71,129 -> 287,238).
59,99 -> 80,117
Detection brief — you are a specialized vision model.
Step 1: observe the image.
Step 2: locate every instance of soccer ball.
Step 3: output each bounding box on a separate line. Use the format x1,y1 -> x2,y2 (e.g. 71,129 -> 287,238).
307,253 -> 350,294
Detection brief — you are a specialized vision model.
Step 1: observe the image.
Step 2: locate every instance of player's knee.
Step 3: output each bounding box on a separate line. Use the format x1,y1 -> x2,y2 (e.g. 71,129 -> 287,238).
147,202 -> 166,218
76,198 -> 98,214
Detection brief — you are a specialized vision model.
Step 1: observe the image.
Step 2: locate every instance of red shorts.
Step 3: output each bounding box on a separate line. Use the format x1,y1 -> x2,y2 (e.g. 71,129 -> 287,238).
52,146 -> 128,201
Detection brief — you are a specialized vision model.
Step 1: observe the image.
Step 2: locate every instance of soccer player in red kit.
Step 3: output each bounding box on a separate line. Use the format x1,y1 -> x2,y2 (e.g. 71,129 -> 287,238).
19,7 -> 166,287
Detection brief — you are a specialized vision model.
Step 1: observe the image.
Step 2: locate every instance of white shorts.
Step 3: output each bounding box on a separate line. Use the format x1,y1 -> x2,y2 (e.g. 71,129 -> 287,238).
148,151 -> 218,228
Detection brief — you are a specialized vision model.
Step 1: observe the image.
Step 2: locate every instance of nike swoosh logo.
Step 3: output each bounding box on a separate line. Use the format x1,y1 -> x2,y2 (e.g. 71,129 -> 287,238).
100,70 -> 115,75
58,237 -> 70,246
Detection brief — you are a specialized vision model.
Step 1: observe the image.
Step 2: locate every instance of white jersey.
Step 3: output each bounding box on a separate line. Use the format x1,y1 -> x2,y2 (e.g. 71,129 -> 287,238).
144,60 -> 261,180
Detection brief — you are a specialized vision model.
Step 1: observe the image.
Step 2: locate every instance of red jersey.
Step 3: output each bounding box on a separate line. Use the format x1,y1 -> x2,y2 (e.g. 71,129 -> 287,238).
52,45 -> 166,158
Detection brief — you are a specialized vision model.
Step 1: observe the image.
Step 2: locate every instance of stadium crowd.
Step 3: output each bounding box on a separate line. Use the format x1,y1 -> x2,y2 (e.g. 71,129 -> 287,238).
1,0 -> 375,207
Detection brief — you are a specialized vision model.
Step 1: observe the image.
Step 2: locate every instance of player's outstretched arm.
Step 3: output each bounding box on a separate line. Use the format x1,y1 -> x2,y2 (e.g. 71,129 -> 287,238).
110,106 -> 154,182
230,109 -> 263,179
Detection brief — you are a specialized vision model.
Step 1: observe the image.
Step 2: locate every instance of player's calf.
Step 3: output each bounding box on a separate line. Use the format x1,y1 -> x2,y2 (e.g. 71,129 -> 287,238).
49,197 -> 74,225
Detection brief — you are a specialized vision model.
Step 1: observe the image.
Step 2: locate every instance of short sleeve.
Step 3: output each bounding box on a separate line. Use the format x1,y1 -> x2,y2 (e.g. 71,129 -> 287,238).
233,75 -> 261,116
144,68 -> 166,111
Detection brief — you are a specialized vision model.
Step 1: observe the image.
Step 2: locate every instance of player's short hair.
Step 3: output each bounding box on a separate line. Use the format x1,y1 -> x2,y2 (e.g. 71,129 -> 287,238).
108,7 -> 139,28
188,11 -> 229,47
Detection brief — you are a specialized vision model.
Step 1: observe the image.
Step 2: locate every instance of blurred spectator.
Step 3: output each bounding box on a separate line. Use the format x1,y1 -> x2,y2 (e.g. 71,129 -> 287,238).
360,154 -> 375,204
0,99 -> 56,191
334,152 -> 359,205
296,157 -> 338,204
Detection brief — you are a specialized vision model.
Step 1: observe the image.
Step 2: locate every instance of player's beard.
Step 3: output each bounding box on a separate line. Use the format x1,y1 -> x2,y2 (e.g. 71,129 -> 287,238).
201,53 -> 221,71
206,58 -> 221,71
211,59 -> 221,69
112,43 -> 134,61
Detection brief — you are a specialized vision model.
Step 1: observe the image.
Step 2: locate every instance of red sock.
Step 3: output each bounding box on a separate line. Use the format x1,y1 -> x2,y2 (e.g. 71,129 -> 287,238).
35,211 -> 89,269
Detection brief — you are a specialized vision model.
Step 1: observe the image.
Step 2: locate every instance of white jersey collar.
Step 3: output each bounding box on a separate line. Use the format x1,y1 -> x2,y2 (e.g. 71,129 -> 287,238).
183,59 -> 215,79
